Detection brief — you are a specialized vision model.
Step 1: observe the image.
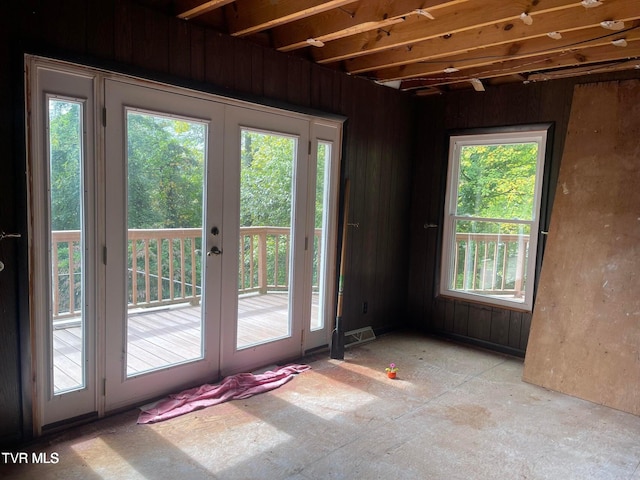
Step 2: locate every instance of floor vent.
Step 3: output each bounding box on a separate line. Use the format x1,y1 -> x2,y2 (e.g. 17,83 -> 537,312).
344,327 -> 376,348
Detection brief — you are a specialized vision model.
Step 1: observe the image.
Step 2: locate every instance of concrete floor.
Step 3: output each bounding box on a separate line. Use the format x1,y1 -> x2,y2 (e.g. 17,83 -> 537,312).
3,332 -> 640,479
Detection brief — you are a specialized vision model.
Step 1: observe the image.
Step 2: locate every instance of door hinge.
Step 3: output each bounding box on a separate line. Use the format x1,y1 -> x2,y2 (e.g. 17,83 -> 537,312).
102,378 -> 106,396
308,140 -> 312,155
102,107 -> 107,127
103,246 -> 107,265
304,236 -> 309,251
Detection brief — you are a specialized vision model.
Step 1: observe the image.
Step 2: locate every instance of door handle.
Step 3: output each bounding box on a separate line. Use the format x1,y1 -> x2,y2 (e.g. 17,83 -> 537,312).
207,246 -> 222,256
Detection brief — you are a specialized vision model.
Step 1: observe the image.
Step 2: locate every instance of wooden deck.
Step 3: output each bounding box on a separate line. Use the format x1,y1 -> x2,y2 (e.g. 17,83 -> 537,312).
52,292 -> 318,392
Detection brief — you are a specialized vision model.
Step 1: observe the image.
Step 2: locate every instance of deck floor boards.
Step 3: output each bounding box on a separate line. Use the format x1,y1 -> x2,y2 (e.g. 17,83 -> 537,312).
52,293 -> 296,391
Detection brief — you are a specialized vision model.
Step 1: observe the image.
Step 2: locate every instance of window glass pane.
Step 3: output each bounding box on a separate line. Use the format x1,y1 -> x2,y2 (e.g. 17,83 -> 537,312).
451,220 -> 530,302
49,98 -> 85,394
457,143 -> 538,220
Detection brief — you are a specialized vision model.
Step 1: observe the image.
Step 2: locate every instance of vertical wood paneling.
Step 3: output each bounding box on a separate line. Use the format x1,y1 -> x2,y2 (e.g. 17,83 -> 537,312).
468,305 -> 491,341
310,64 -> 335,113
249,43 -> 264,98
232,40 -> 253,95
262,48 -> 287,103
169,20 -> 191,78
361,87 -> 383,325
490,307 -> 510,345
0,22 -> 22,445
87,0 -> 115,59
343,79 -> 370,331
453,302 -> 469,336
204,30 -> 226,87
286,56 -> 310,108
508,311 -> 523,349
40,0 -> 87,54
114,0 -> 133,64
132,5 -> 169,73
190,25 -> 206,83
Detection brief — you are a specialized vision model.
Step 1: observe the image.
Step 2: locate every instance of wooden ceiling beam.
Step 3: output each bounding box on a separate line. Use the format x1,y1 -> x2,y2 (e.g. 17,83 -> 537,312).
225,0 -> 358,37
272,0 -> 470,52
345,0 -> 640,74
370,24 -> 640,81
527,59 -> 640,81
399,39 -> 640,90
313,0 -> 610,64
176,0 -> 235,20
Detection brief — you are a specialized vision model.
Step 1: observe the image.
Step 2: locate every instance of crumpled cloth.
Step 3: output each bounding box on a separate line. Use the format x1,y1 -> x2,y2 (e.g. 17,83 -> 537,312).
137,364 -> 310,424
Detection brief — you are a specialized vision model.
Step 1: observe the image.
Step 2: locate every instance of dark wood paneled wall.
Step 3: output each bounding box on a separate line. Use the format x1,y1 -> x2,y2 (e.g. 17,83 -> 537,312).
1,0 -> 413,445
408,71 -> 640,357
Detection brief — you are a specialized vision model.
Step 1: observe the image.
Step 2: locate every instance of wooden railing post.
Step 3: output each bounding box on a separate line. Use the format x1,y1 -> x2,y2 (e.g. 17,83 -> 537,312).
258,229 -> 268,294
513,236 -> 527,298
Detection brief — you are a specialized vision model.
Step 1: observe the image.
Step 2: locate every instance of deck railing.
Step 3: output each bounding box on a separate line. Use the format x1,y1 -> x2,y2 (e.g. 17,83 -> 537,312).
452,232 -> 529,297
51,227 -> 322,320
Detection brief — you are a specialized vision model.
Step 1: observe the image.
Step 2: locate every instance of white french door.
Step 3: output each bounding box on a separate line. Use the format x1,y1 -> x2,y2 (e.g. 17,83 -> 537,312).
220,108 -> 341,374
28,57 -> 341,430
221,108 -> 309,374
103,79 -> 224,411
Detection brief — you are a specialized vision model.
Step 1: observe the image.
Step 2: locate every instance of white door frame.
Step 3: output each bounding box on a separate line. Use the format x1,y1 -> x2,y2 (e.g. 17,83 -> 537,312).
27,61 -> 100,428
26,55 -> 343,431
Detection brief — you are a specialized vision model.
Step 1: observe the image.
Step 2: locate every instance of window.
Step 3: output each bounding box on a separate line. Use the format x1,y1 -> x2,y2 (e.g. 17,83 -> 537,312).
440,127 -> 549,311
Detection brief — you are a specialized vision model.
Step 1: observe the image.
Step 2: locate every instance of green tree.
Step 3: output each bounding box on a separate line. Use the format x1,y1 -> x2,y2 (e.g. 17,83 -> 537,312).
456,143 -> 537,233
49,100 -> 82,231
127,113 -> 206,229
240,130 -> 295,227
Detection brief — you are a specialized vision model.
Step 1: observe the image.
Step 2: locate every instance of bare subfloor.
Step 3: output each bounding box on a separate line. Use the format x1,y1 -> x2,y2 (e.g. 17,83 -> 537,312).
3,332 -> 640,479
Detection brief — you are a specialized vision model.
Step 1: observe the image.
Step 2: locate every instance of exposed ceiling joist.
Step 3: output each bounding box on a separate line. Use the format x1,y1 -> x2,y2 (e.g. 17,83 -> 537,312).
312,0 -> 585,64
226,0 -> 358,37
177,0 -> 235,20
399,39 -> 640,90
527,58 -> 640,81
272,0 -> 470,52
345,1 -> 640,75
370,23 -> 640,82
137,0 -> 640,93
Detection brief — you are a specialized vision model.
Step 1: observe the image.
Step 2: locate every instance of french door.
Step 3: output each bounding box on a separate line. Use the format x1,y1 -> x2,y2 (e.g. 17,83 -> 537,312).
221,109 -> 341,374
103,79 -> 224,411
28,57 -> 341,429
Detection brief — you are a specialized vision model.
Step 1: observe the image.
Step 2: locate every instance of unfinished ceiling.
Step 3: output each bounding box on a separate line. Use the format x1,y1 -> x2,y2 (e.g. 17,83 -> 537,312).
139,0 -> 640,94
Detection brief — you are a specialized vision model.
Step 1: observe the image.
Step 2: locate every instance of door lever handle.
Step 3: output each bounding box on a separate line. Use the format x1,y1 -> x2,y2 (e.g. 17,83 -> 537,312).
207,246 -> 222,256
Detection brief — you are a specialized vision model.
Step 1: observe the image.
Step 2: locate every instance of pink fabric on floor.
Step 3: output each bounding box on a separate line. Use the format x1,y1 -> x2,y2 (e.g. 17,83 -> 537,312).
137,364 -> 310,424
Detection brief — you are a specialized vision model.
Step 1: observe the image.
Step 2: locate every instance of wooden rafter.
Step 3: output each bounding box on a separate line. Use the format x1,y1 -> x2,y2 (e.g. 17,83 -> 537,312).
527,59 -> 640,81
369,24 -> 640,82
177,0 -> 235,20
272,0 -> 470,52
313,0 -> 584,64
159,0 -> 640,92
399,39 -> 640,90
226,0 -> 358,37
345,0 -> 640,75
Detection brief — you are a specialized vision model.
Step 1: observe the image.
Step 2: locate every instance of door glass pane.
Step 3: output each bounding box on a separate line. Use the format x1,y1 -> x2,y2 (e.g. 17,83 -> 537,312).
311,142 -> 331,331
126,111 -> 206,376
237,129 -> 296,349
49,98 -> 85,394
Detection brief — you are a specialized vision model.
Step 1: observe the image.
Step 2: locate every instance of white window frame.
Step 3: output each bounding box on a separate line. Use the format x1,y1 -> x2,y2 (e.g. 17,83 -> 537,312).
440,127 -> 549,311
